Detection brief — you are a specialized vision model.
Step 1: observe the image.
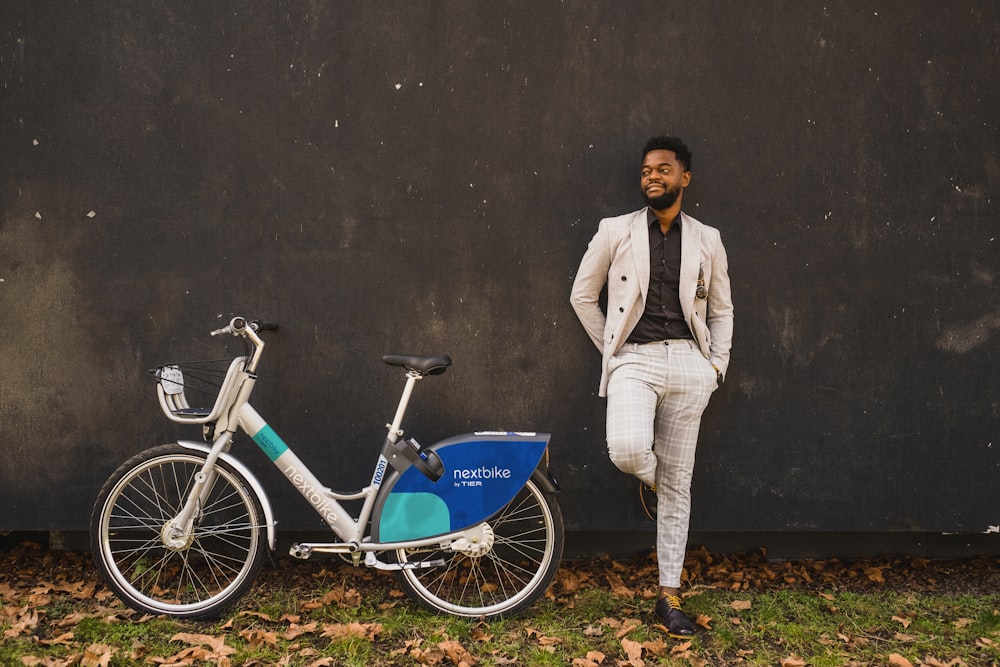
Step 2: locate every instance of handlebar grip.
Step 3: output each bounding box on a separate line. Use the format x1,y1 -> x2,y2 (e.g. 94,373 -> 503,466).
251,320 -> 280,332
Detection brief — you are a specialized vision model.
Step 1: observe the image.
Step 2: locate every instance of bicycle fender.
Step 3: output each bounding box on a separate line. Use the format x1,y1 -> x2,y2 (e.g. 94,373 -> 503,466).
532,466 -> 560,494
177,440 -> 277,551
372,432 -> 550,543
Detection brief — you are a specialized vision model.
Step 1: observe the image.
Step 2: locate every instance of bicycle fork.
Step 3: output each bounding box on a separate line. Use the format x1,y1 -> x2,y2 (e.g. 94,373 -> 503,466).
161,432 -> 234,550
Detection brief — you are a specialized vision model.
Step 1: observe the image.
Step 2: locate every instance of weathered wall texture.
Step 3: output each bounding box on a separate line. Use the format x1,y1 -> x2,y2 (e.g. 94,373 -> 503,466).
1,2 -> 997,541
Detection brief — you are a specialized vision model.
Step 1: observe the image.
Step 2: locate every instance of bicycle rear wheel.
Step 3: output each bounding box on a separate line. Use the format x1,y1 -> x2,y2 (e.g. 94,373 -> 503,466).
393,477 -> 563,619
90,444 -> 267,619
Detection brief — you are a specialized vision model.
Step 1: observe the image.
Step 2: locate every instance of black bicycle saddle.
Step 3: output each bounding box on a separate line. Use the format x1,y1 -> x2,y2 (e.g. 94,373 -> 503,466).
382,354 -> 453,375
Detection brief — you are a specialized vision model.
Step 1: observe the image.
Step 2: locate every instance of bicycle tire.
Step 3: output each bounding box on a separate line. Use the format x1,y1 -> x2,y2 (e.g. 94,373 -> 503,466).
90,444 -> 267,619
392,477 -> 564,619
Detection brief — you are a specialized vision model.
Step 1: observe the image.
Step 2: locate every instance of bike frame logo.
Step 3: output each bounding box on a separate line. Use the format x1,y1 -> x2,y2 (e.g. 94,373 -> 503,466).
283,465 -> 338,525
453,465 -> 511,488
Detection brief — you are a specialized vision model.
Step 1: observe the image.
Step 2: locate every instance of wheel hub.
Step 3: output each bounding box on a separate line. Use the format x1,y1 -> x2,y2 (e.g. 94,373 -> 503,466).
449,523 -> 495,557
160,521 -> 194,551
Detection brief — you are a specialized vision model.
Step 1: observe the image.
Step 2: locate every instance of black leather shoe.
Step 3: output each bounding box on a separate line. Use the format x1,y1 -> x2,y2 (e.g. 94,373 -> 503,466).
640,482 -> 657,521
655,595 -> 696,639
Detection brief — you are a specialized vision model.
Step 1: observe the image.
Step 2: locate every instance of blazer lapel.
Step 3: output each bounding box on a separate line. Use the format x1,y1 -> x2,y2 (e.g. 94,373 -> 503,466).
630,208 -> 651,303
679,212 -> 701,311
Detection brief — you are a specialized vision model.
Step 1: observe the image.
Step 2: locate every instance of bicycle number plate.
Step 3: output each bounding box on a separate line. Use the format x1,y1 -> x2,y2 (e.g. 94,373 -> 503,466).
158,366 -> 184,394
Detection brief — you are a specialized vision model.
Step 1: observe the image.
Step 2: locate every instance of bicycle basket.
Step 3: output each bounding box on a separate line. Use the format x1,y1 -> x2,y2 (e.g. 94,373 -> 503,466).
154,357 -> 249,423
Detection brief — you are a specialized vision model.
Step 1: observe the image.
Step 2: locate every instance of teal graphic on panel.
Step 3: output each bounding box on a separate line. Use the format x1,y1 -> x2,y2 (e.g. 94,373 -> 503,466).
380,493 -> 450,541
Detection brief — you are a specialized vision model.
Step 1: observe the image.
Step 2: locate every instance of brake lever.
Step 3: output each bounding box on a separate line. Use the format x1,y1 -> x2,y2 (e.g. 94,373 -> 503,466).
211,317 -> 249,337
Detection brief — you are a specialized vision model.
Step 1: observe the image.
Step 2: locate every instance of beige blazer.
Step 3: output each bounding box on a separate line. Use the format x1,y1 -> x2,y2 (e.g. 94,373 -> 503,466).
571,208 -> 734,397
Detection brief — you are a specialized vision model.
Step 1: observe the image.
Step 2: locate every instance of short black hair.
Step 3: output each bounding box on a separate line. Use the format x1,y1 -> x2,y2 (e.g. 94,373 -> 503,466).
642,136 -> 692,172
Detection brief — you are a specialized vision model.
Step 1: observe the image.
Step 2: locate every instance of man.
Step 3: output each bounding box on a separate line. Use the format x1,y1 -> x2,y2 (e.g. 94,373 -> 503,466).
570,136 -> 733,638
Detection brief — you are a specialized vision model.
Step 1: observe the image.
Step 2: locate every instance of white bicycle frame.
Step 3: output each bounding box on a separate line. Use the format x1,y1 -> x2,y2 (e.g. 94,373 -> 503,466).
156,317 -> 493,570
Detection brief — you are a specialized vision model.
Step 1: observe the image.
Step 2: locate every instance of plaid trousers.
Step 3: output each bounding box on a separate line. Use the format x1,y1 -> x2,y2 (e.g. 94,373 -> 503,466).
605,340 -> 717,588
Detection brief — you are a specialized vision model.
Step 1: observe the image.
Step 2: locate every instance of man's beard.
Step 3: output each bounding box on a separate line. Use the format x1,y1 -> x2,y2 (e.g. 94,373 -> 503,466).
643,185 -> 681,211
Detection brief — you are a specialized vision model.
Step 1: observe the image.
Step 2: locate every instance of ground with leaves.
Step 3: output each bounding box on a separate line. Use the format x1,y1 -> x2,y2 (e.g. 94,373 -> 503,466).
2,539 -> 998,666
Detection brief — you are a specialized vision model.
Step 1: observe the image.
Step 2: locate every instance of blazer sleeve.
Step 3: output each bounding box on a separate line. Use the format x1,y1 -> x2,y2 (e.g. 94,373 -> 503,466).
706,231 -> 734,377
570,220 -> 611,352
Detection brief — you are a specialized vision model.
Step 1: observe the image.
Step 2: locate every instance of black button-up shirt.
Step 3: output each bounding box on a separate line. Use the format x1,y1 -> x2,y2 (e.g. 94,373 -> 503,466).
626,210 -> 694,343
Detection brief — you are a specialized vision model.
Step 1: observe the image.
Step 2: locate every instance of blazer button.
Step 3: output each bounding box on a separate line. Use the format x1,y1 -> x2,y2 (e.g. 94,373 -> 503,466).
621,276 -> 627,281
619,307 -> 624,312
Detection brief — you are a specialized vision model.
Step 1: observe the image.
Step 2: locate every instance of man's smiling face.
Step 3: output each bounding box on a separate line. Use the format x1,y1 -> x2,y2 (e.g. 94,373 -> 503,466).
640,149 -> 691,211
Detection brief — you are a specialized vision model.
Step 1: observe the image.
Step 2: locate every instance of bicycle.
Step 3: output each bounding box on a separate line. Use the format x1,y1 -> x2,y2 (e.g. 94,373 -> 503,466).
90,316 -> 564,620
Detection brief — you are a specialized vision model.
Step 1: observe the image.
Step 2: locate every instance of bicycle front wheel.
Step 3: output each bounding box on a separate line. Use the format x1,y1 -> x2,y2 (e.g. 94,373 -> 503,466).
90,444 -> 267,619
393,477 -> 564,619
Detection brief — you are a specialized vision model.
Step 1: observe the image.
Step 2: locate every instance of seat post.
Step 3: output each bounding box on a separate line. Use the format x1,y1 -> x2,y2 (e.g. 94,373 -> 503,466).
385,371 -> 421,443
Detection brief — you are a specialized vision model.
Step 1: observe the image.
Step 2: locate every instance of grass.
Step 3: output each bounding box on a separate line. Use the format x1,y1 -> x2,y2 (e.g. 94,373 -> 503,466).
1,544 -> 998,666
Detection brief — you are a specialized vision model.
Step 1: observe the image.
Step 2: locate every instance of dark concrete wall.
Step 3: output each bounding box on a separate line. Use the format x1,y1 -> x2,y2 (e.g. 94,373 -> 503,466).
1,2 -> 997,542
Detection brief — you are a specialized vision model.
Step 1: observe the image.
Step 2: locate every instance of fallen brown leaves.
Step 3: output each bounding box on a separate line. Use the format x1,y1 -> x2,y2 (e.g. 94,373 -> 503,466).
545,546 -> 1000,666
888,653 -> 976,667
162,632 -> 237,664
2,538 -> 999,666
565,617 -> 671,667
675,546 -> 988,595
545,545 -> 1000,601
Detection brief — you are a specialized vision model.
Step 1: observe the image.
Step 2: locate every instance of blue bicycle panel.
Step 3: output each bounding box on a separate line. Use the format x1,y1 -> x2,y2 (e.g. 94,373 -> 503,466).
377,433 -> 549,542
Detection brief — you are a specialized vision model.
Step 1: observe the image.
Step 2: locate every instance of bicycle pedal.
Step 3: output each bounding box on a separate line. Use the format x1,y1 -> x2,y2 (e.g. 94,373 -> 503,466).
289,543 -> 312,559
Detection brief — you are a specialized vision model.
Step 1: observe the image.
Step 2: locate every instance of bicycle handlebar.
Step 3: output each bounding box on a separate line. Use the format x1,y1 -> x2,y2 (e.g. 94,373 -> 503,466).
211,317 -> 278,374
211,317 -> 279,337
